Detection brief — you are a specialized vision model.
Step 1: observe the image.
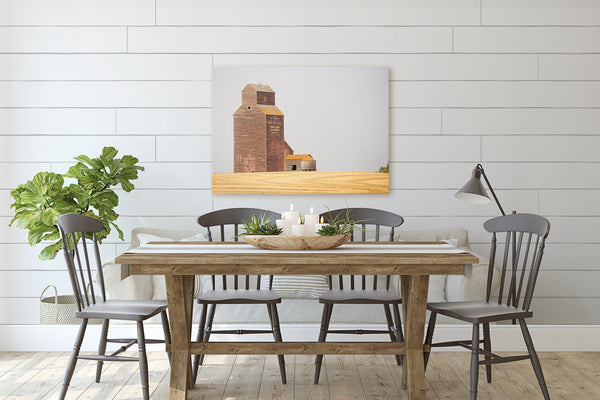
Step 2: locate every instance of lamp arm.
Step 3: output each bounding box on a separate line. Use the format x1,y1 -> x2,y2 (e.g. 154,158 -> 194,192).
478,164 -> 506,216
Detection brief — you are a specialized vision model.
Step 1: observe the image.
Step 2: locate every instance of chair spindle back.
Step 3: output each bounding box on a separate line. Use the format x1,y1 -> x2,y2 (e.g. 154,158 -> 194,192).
198,208 -> 281,291
319,208 -> 404,291
483,213 -> 550,311
56,214 -> 107,312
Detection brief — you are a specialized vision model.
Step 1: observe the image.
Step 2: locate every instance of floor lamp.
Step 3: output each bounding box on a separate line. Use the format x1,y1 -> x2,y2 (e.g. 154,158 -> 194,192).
455,163 -> 519,321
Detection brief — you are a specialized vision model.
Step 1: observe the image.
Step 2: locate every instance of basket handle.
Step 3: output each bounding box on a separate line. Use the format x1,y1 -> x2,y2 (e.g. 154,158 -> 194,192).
40,284 -> 59,306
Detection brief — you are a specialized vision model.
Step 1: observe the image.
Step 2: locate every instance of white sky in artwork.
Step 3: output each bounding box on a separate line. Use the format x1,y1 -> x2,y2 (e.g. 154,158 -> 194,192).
212,66 -> 389,173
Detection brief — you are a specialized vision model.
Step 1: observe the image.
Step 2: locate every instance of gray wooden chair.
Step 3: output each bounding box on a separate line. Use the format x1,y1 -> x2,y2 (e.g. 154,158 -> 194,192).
191,207 -> 287,384
424,213 -> 551,400
56,213 -> 171,400
314,207 -> 405,384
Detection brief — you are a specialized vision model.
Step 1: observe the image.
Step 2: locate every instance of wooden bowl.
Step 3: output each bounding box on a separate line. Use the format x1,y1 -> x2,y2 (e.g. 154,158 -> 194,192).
243,234 -> 351,250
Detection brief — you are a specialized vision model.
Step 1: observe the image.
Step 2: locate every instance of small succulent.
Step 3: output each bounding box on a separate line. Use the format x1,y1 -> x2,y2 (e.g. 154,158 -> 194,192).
239,213 -> 282,236
316,207 -> 359,236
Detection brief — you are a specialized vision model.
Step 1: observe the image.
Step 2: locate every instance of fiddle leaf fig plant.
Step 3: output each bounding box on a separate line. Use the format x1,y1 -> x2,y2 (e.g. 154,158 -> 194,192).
9,146 -> 144,260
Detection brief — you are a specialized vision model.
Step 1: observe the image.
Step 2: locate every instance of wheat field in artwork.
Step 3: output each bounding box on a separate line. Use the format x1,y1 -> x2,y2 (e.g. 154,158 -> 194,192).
211,66 -> 389,194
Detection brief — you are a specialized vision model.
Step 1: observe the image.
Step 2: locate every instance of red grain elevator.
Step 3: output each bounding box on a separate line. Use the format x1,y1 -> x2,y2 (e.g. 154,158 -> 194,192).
233,84 -> 293,173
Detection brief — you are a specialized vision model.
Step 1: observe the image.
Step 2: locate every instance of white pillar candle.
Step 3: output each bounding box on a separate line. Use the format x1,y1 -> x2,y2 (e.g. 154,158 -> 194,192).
283,203 -> 299,226
276,216 -> 291,236
291,218 -> 305,236
304,206 -> 319,236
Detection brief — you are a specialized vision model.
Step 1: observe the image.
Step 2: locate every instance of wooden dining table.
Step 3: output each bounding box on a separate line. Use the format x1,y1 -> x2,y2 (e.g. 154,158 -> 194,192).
116,241 -> 478,400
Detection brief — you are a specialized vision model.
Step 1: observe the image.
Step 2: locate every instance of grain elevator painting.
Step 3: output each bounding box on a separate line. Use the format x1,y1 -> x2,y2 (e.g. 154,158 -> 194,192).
212,66 -> 389,194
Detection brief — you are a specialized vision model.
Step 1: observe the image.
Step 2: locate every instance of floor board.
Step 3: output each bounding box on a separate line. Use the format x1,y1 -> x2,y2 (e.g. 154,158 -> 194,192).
1,352 -> 598,399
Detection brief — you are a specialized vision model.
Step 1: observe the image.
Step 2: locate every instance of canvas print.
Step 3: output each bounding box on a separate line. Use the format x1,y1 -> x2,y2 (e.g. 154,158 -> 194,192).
212,66 -> 389,194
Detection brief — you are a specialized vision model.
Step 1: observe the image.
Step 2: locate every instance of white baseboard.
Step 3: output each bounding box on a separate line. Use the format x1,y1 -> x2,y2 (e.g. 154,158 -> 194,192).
1,323 -> 599,352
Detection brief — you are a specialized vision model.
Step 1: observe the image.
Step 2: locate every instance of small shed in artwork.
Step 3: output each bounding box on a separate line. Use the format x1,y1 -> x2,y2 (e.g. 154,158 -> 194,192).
284,154 -> 317,171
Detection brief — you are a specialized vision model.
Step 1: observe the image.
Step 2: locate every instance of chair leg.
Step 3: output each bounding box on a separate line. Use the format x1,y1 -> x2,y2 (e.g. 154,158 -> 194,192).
95,318 -> 109,383
519,319 -> 551,400
160,310 -> 172,365
392,303 -> 404,366
197,304 -> 216,370
423,311 -> 437,370
314,303 -> 333,384
269,303 -> 287,384
137,321 -> 150,400
482,322 -> 492,383
470,323 -> 480,400
59,319 -> 88,400
192,303 -> 208,384
383,304 -> 402,366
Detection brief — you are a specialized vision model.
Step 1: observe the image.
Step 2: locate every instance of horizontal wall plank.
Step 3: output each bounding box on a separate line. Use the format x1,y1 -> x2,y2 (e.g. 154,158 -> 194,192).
0,27 -> 126,53
214,54 -> 537,81
540,190 -> 600,216
482,0 -> 600,26
528,298 -> 600,324
0,298 -> 39,324
540,55 -> 600,81
536,271 -> 600,298
456,163 -> 600,190
156,136 -> 211,162
391,82 -> 600,108
0,136 -> 155,163
546,217 -> 600,243
117,108 -> 211,135
135,163 -> 212,189
0,271 -> 74,298
0,243 -> 117,271
0,54 -> 212,81
0,109 -> 115,135
0,163 -> 52,189
0,0 -> 154,26
115,189 -> 212,216
483,136 -> 600,162
390,109 -> 441,134
390,162 -> 600,190
470,243 -> 600,271
443,108 -> 600,135
390,163 -> 476,189
0,82 -> 211,108
454,27 -> 600,53
390,135 -> 480,162
128,27 -> 452,53
157,0 -> 480,26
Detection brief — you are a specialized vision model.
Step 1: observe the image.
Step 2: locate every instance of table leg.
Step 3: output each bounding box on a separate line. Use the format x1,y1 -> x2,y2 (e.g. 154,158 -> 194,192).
166,275 -> 195,400
401,275 -> 429,400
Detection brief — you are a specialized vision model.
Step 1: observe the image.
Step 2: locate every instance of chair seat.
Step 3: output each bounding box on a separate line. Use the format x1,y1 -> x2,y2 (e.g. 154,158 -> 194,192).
74,300 -> 168,321
427,300 -> 533,323
319,289 -> 402,304
196,289 -> 282,304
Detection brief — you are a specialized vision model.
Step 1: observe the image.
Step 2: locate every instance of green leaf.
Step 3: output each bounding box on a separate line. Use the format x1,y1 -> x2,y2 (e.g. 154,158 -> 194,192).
39,241 -> 63,261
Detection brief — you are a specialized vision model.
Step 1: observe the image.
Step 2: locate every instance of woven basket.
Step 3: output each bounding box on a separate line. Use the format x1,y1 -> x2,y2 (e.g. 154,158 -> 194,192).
40,285 -> 101,325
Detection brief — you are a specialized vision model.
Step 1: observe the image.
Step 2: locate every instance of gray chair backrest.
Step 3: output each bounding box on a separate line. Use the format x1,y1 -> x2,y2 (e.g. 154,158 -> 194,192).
483,213 -> 551,311
56,213 -> 107,312
319,207 -> 405,291
197,208 -> 281,291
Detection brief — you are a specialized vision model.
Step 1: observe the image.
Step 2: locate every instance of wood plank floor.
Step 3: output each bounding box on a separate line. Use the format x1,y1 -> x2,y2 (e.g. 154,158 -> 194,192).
1,351 -> 598,399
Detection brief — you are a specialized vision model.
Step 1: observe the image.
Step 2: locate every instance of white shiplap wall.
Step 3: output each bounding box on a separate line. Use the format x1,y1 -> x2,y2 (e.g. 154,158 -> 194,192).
1,0 -> 599,330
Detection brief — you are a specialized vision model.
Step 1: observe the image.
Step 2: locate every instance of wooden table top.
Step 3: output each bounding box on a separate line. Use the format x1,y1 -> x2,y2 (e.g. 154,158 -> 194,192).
116,241 -> 479,277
